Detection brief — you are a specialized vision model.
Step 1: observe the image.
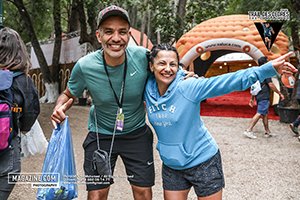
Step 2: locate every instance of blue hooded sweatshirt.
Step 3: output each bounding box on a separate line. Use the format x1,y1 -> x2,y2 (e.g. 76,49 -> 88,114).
144,62 -> 276,170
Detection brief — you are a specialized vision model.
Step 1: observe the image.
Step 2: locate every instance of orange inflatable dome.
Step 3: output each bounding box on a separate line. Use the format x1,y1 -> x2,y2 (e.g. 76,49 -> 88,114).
176,15 -> 289,62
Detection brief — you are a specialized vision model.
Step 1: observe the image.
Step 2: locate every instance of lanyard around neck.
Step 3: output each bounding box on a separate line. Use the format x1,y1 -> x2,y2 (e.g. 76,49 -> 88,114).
102,52 -> 127,109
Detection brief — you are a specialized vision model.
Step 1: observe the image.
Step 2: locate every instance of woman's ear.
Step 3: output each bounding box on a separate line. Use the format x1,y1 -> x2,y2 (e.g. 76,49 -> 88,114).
149,63 -> 154,72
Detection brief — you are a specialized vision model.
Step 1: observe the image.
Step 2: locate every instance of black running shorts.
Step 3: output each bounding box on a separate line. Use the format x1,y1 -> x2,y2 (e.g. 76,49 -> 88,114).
83,125 -> 155,191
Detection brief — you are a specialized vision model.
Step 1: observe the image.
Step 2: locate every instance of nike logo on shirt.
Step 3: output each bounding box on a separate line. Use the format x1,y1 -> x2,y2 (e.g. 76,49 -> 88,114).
130,71 -> 137,76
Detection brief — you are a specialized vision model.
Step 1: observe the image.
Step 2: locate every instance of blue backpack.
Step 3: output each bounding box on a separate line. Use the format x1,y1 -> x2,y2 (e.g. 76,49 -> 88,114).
0,70 -> 23,153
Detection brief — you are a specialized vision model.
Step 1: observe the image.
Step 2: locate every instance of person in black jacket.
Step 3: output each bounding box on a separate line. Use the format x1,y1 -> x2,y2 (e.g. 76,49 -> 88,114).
0,27 -> 40,200
289,78 -> 300,141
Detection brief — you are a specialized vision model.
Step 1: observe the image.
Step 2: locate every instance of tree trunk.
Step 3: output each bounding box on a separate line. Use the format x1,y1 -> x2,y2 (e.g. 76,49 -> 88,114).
139,0 -> 148,46
175,0 -> 187,41
13,0 -> 52,84
76,0 -> 100,50
39,82 -> 59,104
157,29 -> 161,44
52,0 -> 62,83
140,11 -> 147,46
129,6 -> 138,28
40,0 -> 62,103
68,0 -> 80,32
146,5 -> 151,49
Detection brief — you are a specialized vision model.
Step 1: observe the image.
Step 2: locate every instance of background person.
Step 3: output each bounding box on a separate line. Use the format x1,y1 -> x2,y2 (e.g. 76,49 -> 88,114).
244,56 -> 284,139
0,27 -> 40,200
144,44 -> 296,200
289,77 -> 300,141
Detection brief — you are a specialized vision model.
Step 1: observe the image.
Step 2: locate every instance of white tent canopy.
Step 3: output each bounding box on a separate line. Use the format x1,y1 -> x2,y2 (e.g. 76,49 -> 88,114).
30,28 -> 153,69
30,36 -> 88,69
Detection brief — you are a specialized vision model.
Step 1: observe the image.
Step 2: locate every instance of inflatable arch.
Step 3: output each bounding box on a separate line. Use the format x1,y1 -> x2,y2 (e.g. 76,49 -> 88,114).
176,14 -> 289,76
180,38 -> 264,75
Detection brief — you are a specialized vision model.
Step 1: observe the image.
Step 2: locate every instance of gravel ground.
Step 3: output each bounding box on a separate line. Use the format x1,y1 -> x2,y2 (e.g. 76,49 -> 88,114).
9,103 -> 300,200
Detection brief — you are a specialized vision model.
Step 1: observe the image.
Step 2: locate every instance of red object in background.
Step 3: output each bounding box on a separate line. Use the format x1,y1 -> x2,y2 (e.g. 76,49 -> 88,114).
200,90 -> 279,120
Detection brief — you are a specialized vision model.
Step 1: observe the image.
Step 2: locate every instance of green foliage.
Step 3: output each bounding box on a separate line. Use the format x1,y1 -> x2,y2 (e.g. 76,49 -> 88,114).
150,0 -> 177,43
60,0 -> 72,31
3,1 -> 28,41
3,0 -> 298,46
3,0 -> 53,43
225,0 -> 276,14
185,0 -> 228,30
3,0 -> 75,43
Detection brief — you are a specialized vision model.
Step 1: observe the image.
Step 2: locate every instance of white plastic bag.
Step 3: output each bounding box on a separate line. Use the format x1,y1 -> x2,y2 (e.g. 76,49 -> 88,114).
21,120 -> 48,158
250,80 -> 262,96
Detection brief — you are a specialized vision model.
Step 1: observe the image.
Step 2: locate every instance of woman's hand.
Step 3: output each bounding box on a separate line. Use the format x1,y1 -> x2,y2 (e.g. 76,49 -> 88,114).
271,52 -> 298,75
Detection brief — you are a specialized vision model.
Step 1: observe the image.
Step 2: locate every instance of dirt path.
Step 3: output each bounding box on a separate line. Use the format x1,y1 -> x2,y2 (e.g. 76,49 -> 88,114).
9,103 -> 300,200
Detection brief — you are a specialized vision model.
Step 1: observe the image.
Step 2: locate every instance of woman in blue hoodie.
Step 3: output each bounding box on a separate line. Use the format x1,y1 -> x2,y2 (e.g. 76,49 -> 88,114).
144,44 -> 296,200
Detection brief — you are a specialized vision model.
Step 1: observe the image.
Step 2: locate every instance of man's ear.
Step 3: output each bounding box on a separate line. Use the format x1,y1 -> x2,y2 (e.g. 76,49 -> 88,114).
95,29 -> 102,44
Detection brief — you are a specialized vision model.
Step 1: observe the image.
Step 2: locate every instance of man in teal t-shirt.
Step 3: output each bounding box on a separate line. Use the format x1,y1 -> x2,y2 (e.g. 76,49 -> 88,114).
68,46 -> 149,135
51,5 -> 154,200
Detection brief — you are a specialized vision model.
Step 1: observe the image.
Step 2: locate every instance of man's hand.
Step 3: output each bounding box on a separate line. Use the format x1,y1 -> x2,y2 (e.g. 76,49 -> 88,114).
183,70 -> 199,80
51,98 -> 73,128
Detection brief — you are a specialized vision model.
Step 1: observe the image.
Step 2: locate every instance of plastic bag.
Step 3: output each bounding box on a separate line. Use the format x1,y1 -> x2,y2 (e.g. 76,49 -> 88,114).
250,80 -> 262,96
21,120 -> 48,158
36,117 -> 78,200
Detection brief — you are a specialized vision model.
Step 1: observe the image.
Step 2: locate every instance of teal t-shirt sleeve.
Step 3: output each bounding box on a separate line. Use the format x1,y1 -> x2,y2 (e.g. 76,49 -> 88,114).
67,61 -> 87,97
129,46 -> 151,77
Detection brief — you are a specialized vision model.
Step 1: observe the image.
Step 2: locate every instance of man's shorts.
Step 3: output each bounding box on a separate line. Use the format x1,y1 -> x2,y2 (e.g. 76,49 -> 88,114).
257,99 -> 270,115
83,125 -> 155,191
162,150 -> 225,197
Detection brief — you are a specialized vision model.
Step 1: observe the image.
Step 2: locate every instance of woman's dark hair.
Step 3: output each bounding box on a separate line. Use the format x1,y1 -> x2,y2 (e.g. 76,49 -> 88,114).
149,43 -> 180,64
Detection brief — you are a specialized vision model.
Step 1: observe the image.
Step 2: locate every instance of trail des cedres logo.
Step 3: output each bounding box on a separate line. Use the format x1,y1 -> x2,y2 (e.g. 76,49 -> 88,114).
248,9 -> 288,52
248,9 -> 290,21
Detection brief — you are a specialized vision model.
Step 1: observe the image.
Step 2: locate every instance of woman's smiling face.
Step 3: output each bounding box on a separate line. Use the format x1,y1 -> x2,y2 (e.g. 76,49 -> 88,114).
150,50 -> 179,89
